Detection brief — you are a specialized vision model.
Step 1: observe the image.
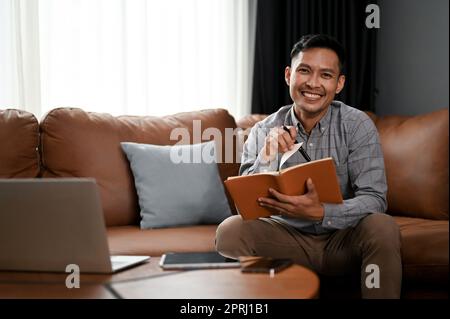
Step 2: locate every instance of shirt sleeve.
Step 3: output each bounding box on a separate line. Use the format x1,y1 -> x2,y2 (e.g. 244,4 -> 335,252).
239,123 -> 279,175
321,115 -> 388,230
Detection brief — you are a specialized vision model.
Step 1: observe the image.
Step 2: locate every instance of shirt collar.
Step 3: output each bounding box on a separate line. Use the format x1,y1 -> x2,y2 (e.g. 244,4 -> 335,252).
286,103 -> 333,135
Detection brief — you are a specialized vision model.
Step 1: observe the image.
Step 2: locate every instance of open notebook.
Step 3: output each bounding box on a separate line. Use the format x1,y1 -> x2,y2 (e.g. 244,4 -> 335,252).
224,156 -> 343,220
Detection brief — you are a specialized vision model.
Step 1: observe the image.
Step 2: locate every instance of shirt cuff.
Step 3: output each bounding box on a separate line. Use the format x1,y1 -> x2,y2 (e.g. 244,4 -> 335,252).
321,203 -> 343,229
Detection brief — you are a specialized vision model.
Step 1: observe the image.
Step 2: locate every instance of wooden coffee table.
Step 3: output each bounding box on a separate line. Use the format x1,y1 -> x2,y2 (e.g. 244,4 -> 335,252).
0,257 -> 319,299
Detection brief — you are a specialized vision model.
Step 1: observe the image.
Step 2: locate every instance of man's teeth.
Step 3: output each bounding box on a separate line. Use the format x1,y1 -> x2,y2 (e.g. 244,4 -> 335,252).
303,92 -> 322,98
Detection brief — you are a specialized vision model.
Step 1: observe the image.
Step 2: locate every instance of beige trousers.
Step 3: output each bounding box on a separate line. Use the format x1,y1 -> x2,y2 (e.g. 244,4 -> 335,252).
215,213 -> 402,299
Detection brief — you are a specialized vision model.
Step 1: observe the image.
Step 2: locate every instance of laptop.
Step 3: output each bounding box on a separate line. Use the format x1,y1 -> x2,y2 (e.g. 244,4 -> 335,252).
0,178 -> 150,273
159,251 -> 241,270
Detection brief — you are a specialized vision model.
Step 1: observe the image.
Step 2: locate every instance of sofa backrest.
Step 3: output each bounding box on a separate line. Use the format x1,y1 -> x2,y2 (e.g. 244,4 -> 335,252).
237,108 -> 449,220
4,106 -> 447,224
0,109 -> 40,178
39,107 -> 240,227
367,109 -> 448,220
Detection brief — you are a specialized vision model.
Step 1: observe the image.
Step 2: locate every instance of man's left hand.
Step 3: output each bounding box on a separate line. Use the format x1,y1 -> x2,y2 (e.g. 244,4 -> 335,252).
258,178 -> 324,221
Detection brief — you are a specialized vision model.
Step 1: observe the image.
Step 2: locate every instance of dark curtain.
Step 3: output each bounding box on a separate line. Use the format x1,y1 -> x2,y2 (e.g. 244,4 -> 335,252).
251,0 -> 378,114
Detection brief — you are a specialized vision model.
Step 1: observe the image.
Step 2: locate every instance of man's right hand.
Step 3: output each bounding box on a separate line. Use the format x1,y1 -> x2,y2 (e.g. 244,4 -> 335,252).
261,126 -> 297,162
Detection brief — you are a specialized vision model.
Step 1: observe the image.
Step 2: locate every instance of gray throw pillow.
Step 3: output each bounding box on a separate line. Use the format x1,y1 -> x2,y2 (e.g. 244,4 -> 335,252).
121,141 -> 232,229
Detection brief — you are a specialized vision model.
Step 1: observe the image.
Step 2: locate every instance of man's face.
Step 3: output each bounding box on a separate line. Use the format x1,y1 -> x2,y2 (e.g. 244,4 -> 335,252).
285,47 -> 345,117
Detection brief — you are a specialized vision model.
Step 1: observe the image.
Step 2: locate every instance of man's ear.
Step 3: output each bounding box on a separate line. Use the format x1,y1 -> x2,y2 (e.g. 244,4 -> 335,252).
335,74 -> 346,94
284,66 -> 291,86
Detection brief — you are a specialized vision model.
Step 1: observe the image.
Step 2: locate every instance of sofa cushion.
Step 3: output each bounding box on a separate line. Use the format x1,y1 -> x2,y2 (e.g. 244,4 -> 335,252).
121,141 -> 232,228
107,225 -> 217,256
395,216 -> 449,285
0,109 -> 40,178
368,109 -> 448,220
40,107 -> 240,226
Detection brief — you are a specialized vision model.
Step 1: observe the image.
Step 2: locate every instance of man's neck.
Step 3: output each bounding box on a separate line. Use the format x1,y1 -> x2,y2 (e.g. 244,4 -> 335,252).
294,105 -> 329,135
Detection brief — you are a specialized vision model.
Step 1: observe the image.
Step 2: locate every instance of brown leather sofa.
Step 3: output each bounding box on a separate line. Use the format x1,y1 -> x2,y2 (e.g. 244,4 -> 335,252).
0,107 -> 448,298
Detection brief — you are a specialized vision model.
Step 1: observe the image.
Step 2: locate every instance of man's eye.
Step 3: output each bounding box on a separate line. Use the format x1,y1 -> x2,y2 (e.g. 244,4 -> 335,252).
298,68 -> 309,73
322,73 -> 332,79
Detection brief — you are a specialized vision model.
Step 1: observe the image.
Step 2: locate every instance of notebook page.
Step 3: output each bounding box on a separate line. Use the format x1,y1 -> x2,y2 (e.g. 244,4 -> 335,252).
279,142 -> 303,169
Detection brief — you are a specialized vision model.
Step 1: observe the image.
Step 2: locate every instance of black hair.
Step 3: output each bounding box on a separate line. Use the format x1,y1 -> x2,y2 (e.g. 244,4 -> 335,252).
290,34 -> 346,73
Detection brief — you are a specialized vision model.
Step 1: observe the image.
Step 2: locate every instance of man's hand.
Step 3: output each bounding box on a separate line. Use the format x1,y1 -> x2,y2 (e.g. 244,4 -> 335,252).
261,126 -> 297,162
258,178 -> 325,221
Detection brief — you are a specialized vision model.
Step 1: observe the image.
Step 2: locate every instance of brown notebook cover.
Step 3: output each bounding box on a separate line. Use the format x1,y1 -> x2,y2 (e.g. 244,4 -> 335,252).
224,157 -> 343,220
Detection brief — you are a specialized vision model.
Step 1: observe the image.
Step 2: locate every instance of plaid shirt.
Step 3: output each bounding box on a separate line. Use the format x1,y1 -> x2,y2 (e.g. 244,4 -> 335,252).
240,101 -> 387,234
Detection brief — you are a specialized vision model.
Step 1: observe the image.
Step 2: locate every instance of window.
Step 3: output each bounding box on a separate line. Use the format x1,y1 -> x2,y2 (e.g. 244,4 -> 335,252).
0,0 -> 257,120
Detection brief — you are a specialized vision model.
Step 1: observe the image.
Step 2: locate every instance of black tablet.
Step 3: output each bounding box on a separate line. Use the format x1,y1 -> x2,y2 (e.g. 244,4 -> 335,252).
159,252 -> 241,270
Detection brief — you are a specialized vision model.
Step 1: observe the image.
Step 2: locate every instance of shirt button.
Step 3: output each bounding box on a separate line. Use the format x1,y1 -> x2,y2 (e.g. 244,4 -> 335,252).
309,143 -> 313,147
327,221 -> 332,225
321,127 -> 326,132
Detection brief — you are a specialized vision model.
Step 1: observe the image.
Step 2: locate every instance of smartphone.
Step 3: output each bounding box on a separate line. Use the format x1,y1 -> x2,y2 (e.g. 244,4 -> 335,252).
241,258 -> 293,274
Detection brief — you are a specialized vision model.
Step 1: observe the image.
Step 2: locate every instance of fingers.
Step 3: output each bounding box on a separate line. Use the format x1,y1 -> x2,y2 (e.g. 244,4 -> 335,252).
279,127 -> 295,151
263,135 -> 278,160
258,180 -> 322,220
268,188 -> 293,203
266,127 -> 296,153
275,132 -> 290,152
268,182 -> 316,203
258,197 -> 294,215
287,125 -> 297,140
306,178 -> 317,194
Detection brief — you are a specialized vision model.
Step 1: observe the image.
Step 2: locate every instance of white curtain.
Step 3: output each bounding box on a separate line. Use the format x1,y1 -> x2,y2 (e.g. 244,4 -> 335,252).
0,0 -> 42,116
0,0 -> 257,120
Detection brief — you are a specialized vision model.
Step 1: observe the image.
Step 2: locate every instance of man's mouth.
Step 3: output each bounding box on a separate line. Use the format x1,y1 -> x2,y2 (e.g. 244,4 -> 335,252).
301,91 -> 324,100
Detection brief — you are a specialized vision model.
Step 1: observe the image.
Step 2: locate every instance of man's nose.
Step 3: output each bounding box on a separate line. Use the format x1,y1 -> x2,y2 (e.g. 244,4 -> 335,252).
305,73 -> 320,88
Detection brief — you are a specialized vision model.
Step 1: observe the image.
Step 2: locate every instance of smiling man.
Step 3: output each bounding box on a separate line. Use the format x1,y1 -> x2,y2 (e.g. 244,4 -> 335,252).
215,34 -> 402,299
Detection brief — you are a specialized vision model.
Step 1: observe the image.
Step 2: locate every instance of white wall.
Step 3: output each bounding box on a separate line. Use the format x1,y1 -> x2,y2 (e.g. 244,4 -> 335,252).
375,0 -> 449,116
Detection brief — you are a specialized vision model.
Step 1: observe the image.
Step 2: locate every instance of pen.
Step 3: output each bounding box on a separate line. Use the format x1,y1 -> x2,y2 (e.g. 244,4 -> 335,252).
282,125 -> 311,162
